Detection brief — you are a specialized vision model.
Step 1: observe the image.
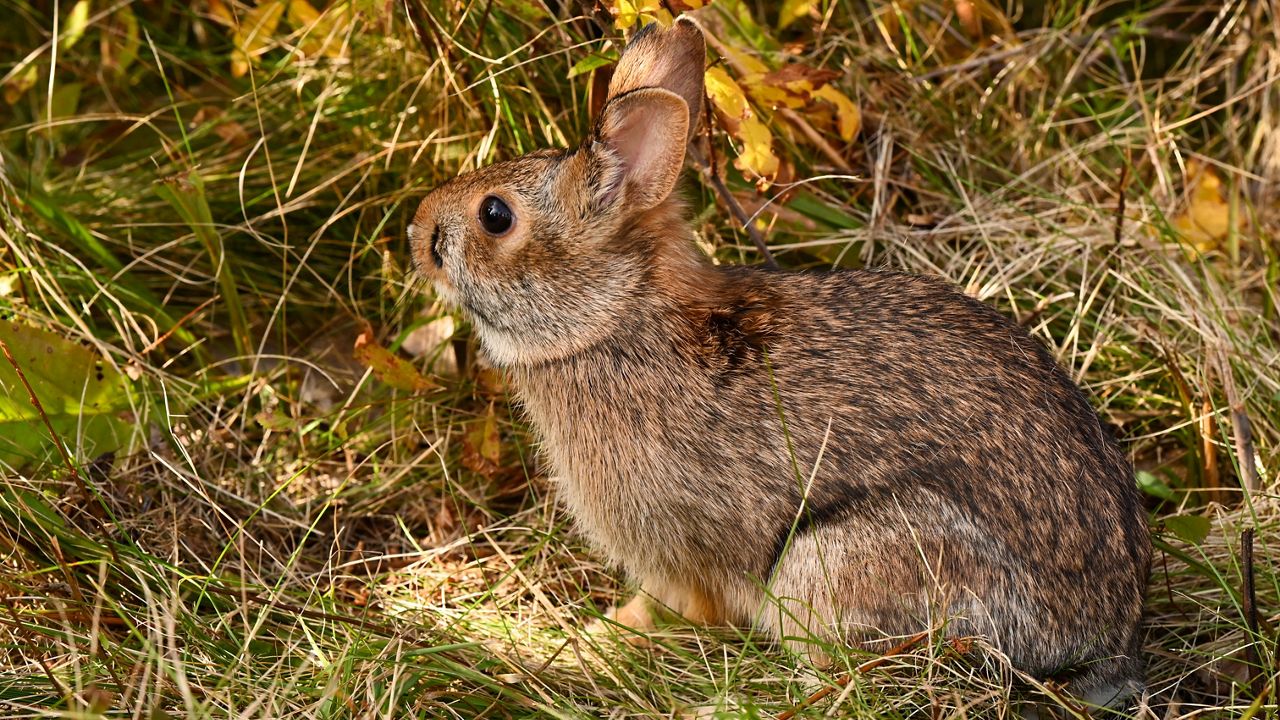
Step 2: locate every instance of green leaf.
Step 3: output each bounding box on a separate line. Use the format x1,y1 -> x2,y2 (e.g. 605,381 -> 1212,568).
47,82 -> 83,123
568,50 -> 617,79
61,0 -> 92,52
1136,470 -> 1175,501
114,6 -> 141,75
1165,514 -> 1211,545
0,322 -> 136,468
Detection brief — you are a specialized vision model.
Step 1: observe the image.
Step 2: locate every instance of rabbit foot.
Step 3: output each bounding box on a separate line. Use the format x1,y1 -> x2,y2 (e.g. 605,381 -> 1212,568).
585,594 -> 656,647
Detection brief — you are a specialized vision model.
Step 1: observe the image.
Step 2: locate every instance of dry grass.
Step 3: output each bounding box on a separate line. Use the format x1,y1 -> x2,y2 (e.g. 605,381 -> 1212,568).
0,0 -> 1277,717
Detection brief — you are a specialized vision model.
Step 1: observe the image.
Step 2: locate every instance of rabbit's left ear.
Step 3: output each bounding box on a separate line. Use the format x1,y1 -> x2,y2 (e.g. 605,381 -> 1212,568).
594,87 -> 689,211
592,18 -> 706,211
606,18 -> 706,140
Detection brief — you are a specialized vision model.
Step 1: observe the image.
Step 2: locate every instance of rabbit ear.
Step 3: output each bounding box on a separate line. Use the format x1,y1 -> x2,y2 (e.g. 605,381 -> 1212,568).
594,87 -> 689,211
607,18 -> 706,140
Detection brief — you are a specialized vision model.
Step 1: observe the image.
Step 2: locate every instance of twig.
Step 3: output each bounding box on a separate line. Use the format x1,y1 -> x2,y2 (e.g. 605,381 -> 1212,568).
471,0 -> 495,48
140,295 -> 216,355
1112,154 -> 1130,246
775,631 -> 929,720
688,144 -> 779,268
1213,344 -> 1260,494
1200,395 -> 1221,504
1242,528 -> 1263,696
1040,679 -> 1093,719
577,0 -> 614,34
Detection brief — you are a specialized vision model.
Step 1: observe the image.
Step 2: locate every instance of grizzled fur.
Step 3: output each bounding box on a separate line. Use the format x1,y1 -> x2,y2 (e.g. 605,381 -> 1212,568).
409,18 -> 1151,703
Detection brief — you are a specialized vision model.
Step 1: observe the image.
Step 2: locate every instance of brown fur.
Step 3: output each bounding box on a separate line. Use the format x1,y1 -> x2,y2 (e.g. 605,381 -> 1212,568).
408,18 -> 1151,704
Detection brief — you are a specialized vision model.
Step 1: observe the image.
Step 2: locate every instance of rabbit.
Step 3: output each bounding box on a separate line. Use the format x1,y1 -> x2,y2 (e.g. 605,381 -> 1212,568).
408,18 -> 1151,707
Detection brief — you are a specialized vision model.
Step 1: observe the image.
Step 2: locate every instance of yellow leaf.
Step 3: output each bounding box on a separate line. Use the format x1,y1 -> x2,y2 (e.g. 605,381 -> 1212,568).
705,66 -> 748,119
736,117 -> 780,179
778,0 -> 816,29
61,0 -> 91,52
746,80 -> 802,109
463,404 -> 503,476
747,65 -> 839,110
612,0 -> 670,29
207,0 -> 237,27
3,65 -> 38,105
293,1 -> 353,59
720,44 -> 770,76
814,85 -> 860,140
287,0 -> 321,26
705,67 -> 779,182
1170,161 -> 1235,255
231,0 -> 285,78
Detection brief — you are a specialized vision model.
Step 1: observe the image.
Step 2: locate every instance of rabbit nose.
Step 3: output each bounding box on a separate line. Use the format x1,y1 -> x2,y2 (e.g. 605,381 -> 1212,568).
428,224 -> 443,268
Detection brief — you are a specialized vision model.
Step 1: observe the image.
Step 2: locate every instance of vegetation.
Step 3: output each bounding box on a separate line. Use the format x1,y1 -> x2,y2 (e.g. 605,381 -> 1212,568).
1,0 -> 1277,716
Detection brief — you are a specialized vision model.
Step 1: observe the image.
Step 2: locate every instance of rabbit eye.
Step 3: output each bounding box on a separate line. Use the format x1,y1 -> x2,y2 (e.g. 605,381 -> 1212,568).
478,195 -> 514,236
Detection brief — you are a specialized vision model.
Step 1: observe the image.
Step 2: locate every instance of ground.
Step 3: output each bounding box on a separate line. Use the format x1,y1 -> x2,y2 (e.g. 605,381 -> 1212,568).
0,0 -> 1277,717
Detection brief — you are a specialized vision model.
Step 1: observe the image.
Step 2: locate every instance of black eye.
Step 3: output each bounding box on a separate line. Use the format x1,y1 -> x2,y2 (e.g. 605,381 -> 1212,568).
478,195 -> 514,236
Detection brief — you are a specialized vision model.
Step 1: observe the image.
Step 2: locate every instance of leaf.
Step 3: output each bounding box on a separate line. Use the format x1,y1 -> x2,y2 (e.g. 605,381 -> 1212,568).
1165,514 -> 1211,545
207,0 -> 237,27
778,0 -> 816,29
705,66 -> 779,182
0,322 -> 136,468
4,65 -> 38,105
231,0 -> 286,78
400,316 -> 458,377
287,0 -> 321,26
254,408 -> 297,432
569,50 -> 618,79
735,117 -> 780,181
1135,470 -> 1175,501
612,0 -> 668,29
47,82 -> 83,124
290,0 -> 353,59
461,404 -> 502,478
111,6 -> 141,75
61,0 -> 92,52
1170,161 -> 1236,255
353,327 -> 437,392
814,85 -> 860,140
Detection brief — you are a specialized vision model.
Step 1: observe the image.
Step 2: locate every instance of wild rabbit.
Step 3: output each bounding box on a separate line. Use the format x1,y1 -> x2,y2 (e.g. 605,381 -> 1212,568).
408,18 -> 1151,706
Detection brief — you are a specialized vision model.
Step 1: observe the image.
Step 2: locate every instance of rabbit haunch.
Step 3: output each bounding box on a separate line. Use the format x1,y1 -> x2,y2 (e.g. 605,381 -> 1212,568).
408,18 -> 1150,704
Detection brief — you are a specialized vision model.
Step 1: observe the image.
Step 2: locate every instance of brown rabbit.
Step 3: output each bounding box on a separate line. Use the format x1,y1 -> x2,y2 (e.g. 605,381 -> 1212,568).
408,18 -> 1151,706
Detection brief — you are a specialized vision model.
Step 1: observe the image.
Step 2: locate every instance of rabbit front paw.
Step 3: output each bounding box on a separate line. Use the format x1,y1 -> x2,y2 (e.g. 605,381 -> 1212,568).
585,594 -> 655,647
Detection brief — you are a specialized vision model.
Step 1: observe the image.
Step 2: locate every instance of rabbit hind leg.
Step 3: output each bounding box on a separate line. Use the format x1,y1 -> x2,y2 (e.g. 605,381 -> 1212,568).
761,519 -> 941,662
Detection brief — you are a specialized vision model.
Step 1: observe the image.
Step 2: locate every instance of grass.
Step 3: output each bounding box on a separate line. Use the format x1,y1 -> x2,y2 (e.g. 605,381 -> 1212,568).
0,0 -> 1278,716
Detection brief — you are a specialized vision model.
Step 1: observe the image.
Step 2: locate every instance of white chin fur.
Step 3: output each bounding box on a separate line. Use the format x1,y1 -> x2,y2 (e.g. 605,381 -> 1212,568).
432,281 -> 461,307
470,320 -> 526,368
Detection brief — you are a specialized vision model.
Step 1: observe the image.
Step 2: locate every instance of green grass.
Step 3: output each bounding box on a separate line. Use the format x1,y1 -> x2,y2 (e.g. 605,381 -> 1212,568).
1,0 -> 1278,716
